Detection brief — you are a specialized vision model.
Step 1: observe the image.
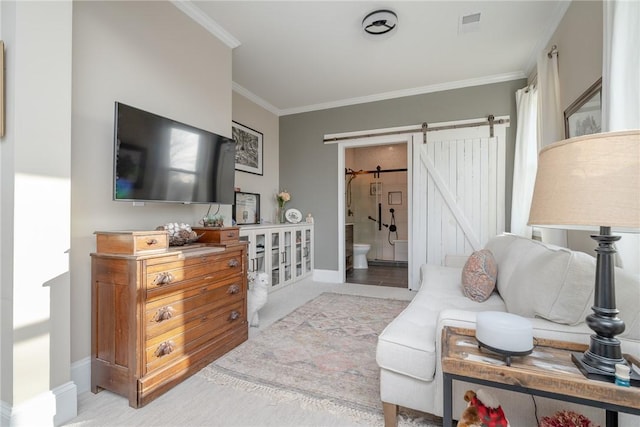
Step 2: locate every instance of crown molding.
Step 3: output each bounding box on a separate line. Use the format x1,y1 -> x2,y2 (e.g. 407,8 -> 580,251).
232,82 -> 281,116
171,0 -> 241,49
277,71 -> 527,116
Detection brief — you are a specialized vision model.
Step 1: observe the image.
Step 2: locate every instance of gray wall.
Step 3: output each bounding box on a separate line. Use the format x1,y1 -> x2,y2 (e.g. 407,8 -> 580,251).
280,79 -> 526,271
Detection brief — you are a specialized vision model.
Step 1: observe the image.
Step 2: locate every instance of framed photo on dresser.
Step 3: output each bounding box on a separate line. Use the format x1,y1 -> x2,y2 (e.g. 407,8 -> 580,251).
233,191 -> 260,225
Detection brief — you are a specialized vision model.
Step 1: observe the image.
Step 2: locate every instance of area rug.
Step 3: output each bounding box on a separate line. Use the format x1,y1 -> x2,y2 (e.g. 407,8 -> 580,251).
198,292 -> 440,426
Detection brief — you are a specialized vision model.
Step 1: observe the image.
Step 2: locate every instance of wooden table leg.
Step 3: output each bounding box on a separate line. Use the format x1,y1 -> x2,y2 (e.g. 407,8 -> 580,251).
443,373 -> 453,427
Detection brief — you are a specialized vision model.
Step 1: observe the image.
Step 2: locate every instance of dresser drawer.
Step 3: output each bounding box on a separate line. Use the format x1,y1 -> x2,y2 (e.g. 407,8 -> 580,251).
145,251 -> 243,291
193,227 -> 240,244
144,300 -> 244,372
145,275 -> 244,339
95,230 -> 168,255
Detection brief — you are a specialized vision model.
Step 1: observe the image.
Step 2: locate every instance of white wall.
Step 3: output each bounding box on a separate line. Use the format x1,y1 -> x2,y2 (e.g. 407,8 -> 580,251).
71,0 -> 232,368
1,0 -> 75,424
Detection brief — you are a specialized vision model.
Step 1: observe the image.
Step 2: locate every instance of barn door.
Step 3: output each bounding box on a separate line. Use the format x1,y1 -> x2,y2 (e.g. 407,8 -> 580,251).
411,118 -> 507,289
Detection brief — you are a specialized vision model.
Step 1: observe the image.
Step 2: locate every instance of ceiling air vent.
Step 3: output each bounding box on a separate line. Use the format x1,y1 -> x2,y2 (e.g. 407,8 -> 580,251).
458,12 -> 481,34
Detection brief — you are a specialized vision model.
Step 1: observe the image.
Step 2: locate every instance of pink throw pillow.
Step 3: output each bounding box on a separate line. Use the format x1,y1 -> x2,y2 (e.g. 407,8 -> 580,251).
461,249 -> 497,302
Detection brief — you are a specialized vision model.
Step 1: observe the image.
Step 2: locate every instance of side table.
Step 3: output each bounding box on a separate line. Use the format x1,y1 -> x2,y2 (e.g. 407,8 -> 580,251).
441,327 -> 640,427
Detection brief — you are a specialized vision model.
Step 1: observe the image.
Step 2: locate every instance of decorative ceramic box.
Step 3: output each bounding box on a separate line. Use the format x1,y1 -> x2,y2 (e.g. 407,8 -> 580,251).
94,230 -> 169,255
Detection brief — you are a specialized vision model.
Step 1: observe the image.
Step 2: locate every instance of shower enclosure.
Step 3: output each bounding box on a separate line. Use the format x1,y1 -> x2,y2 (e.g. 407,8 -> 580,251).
345,144 -> 408,264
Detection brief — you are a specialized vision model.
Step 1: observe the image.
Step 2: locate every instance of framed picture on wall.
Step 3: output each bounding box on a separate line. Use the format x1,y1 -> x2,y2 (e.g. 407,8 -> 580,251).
233,121 -> 263,175
370,182 -> 382,195
233,191 -> 260,225
388,191 -> 402,205
564,78 -> 602,138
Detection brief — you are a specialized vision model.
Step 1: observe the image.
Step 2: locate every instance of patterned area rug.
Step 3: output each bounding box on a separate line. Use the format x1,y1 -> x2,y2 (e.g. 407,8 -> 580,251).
198,292 -> 440,426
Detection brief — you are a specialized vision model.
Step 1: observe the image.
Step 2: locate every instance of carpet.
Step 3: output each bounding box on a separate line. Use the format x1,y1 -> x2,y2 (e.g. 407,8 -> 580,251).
198,292 -> 440,426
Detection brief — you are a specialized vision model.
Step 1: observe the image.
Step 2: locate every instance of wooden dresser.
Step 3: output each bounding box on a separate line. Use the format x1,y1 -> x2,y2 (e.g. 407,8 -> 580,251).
91,231 -> 248,408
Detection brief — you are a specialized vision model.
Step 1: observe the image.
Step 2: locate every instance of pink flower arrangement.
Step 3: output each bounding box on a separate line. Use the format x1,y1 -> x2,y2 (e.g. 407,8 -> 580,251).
540,410 -> 598,427
276,190 -> 291,208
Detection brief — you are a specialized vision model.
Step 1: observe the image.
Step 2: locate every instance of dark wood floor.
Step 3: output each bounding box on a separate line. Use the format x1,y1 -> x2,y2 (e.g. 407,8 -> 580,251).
346,263 -> 408,288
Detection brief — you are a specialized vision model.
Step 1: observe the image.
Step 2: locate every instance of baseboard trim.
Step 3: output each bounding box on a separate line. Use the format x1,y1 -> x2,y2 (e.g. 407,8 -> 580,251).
71,356 -> 91,394
312,269 -> 341,283
2,381 -> 77,426
1,400 -> 12,427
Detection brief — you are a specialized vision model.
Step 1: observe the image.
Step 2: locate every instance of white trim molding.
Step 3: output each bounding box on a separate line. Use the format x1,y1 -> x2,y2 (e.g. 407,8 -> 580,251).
1,381 -> 77,426
236,71 -> 526,117
233,82 -> 281,116
170,1 -> 241,49
312,269 -> 342,284
71,356 -> 92,395
280,71 -> 525,116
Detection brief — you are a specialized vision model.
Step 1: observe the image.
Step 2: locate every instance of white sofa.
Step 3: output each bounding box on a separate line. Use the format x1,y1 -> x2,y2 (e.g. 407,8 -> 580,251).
376,233 -> 640,426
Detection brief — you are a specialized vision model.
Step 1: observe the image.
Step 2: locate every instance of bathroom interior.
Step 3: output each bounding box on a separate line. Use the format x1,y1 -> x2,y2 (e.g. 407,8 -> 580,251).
345,143 -> 408,288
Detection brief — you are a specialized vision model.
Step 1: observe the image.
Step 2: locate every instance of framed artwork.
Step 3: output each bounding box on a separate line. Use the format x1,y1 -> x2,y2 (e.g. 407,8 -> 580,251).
370,182 -> 382,195
233,121 -> 263,175
233,191 -> 260,225
564,78 -> 602,139
388,191 -> 402,205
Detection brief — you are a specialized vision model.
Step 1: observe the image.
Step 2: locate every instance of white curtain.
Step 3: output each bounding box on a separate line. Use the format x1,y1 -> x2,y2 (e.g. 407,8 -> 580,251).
511,85 -> 538,238
602,0 -> 640,273
536,49 -> 568,247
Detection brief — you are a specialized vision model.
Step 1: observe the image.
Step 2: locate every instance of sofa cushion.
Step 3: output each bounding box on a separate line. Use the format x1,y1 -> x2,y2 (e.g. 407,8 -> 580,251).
377,265 -> 507,382
484,234 -> 596,325
461,249 -> 497,302
616,266 -> 640,340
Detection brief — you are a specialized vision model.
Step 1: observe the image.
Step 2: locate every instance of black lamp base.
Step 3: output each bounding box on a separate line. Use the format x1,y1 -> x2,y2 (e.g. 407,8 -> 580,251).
572,227 -> 631,384
572,352 -> 640,386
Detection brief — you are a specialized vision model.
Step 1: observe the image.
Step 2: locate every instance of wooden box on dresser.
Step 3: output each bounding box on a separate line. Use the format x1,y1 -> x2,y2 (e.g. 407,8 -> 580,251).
91,230 -> 248,408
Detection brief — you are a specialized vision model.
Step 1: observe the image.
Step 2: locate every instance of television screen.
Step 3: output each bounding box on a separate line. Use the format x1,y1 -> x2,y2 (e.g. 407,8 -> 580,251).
114,102 -> 235,204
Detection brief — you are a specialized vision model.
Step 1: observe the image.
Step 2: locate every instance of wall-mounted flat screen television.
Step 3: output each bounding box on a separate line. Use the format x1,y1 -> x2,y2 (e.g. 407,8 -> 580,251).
113,102 -> 235,204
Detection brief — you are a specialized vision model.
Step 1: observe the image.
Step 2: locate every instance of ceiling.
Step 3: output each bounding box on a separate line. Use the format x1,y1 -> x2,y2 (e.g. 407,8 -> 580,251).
179,1 -> 569,116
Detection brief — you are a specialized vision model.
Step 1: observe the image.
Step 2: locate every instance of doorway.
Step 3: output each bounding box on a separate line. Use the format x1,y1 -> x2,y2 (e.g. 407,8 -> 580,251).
330,116 -> 508,290
345,144 -> 408,287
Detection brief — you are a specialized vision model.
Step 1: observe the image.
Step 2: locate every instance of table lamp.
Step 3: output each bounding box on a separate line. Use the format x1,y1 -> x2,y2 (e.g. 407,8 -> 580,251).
528,129 -> 640,382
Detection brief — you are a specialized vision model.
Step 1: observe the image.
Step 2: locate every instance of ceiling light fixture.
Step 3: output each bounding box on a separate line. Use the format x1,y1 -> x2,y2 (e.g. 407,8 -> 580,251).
362,9 -> 398,35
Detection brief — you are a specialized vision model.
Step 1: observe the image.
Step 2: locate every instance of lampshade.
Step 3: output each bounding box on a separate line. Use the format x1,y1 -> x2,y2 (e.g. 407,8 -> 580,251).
528,130 -> 640,231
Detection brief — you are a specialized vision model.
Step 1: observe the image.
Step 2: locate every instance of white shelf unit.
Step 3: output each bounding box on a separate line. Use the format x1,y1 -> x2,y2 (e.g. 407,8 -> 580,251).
239,223 -> 314,292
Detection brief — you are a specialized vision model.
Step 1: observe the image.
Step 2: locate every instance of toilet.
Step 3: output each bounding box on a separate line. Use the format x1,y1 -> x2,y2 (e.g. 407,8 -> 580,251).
353,243 -> 371,269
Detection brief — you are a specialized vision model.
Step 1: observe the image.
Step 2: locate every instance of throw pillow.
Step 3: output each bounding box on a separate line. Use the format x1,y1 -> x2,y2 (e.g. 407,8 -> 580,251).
461,249 -> 498,302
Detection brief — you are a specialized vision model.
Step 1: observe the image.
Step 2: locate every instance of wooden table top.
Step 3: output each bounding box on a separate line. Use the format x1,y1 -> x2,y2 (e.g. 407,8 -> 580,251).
441,327 -> 640,411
